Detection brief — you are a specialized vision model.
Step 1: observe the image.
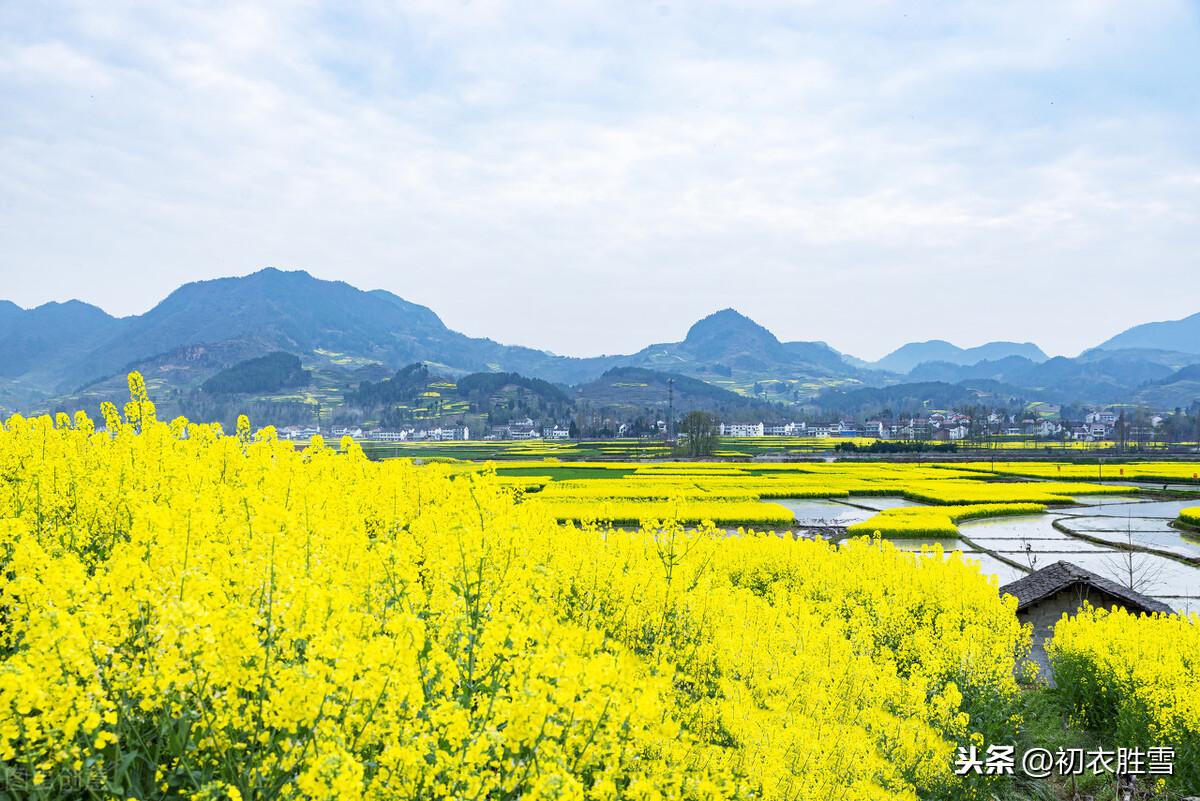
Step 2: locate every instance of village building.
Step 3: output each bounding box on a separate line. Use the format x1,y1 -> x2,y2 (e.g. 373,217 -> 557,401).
418,426 -> 469,441
719,422 -> 764,437
281,426 -> 322,440
1032,419 -> 1060,437
999,561 -> 1172,682
1069,425 -> 1094,441
835,421 -> 860,437
494,417 -> 539,440
861,420 -> 885,438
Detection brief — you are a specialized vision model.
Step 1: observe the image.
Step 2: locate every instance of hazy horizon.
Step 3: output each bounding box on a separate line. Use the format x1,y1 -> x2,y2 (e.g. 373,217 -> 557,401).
3,2 -> 1198,361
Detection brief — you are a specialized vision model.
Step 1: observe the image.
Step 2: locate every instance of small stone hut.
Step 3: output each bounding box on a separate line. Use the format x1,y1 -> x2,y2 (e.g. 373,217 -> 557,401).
999,560 -> 1173,682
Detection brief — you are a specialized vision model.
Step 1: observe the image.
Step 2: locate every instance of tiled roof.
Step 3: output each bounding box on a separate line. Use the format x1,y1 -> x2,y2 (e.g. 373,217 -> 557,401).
999,560 -> 1174,615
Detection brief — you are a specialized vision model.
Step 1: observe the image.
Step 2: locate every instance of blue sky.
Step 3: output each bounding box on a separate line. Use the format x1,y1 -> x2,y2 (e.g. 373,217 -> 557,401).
2,1 -> 1198,360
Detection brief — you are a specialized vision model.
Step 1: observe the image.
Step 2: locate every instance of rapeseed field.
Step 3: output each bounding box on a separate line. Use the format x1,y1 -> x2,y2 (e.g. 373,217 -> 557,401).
0,375 -> 1034,800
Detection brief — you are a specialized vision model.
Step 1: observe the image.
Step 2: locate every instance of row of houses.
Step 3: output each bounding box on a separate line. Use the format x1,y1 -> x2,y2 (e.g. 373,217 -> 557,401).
278,425 -> 470,442
718,418 -> 967,440
281,418 -> 579,444
1000,415 -> 1159,443
718,411 -> 1134,442
274,409 -> 1151,445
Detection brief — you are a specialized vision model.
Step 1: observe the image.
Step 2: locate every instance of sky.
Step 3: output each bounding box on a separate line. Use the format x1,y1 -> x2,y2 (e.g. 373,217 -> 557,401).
2,1 -> 1198,361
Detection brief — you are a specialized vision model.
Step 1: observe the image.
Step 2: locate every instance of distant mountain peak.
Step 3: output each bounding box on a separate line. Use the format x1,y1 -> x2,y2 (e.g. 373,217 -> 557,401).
29,298 -> 113,316
1097,311 -> 1200,355
685,308 -> 779,343
0,299 -> 25,327
249,266 -> 312,279
0,298 -> 112,316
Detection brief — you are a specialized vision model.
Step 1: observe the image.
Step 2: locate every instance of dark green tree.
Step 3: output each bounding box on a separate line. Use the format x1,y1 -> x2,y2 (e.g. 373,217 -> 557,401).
679,411 -> 719,458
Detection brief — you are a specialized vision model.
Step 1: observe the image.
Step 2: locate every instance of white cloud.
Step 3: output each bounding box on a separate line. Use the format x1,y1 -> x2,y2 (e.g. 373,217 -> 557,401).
1,0 -> 1197,360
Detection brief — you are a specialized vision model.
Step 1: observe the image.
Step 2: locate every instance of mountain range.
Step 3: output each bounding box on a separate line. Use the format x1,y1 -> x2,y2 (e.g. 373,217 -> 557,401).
870,340 -> 1048,375
1,268 -> 1198,419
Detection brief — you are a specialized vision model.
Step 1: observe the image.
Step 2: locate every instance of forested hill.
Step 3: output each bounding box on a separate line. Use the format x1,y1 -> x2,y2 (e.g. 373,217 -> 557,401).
201,352 -> 312,395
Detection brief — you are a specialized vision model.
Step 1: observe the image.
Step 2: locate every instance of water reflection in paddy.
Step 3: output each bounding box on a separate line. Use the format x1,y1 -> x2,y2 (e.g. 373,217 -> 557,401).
775,499 -> 872,526
1099,480 -> 1200,493
1063,494 -> 1145,507
959,515 -> 1074,541
843,496 -> 922,511
968,537 -> 1106,553
1058,499 -> 1200,518
1065,516 -> 1190,532
776,496 -> 921,527
1055,517 -> 1200,560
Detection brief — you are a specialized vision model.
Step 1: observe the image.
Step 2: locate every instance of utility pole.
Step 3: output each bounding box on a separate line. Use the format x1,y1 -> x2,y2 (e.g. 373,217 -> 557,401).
667,378 -> 675,444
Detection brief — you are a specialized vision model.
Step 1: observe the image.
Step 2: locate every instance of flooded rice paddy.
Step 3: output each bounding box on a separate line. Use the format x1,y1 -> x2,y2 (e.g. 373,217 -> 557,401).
774,499 -> 874,526
779,494 -> 1200,611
